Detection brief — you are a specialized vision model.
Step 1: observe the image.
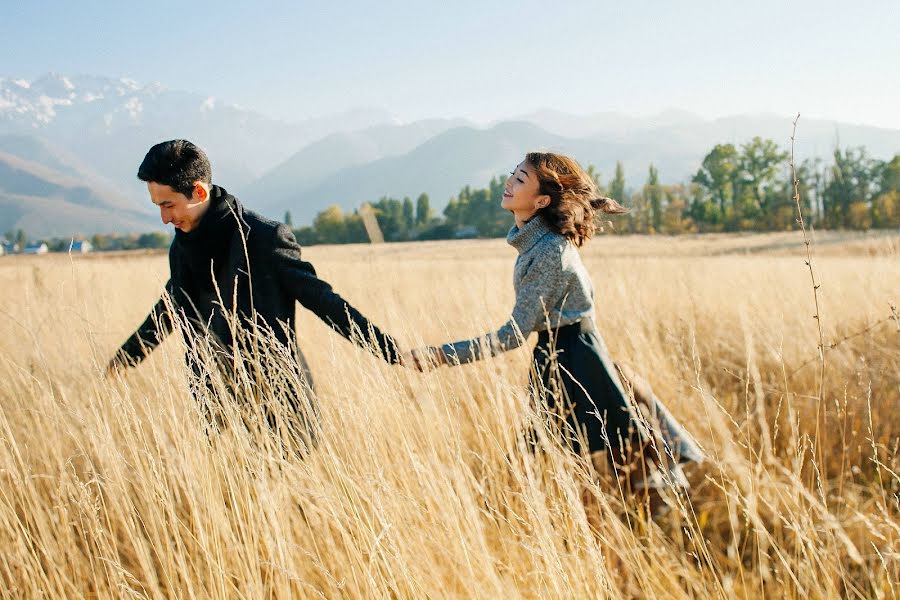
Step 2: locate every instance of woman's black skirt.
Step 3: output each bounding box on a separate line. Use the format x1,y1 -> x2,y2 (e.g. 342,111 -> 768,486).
531,319 -> 703,467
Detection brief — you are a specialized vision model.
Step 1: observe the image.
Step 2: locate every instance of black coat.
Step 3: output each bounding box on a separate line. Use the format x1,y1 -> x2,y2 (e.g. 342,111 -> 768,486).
114,187 -> 401,378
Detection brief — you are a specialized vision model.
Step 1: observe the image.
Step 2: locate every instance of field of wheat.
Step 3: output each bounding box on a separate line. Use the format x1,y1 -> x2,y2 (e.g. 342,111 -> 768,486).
0,229 -> 897,598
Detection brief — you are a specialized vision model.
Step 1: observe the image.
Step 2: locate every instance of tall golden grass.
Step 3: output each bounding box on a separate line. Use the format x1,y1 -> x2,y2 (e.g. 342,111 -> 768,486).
0,230 -> 897,598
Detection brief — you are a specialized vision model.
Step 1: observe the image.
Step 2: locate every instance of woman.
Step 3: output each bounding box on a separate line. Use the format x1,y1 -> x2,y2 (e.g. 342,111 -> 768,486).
407,152 -> 703,509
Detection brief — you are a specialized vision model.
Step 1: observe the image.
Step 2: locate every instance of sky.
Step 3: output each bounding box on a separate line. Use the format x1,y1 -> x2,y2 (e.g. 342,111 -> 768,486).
2,0 -> 898,128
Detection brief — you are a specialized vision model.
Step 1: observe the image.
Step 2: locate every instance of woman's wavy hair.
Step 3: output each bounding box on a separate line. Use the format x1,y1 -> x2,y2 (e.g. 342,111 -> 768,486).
526,151 -> 628,247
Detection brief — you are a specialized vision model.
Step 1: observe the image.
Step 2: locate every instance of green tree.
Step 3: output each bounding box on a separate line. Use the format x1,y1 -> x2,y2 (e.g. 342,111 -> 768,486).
586,164 -> 606,195
136,232 -> 171,249
627,189 -> 649,234
402,197 -> 415,232
293,226 -> 319,246
372,197 -> 408,240
661,185 -> 695,234
415,193 -> 432,226
739,137 -> 788,219
824,147 -> 881,227
692,143 -> 739,218
284,210 -> 293,227
799,157 -> 825,226
609,161 -> 626,205
343,211 -> 370,243
313,205 -> 348,243
873,151 -> 900,228
879,153 -> 899,194
872,191 -> 898,228
646,164 -> 662,232
90,233 -> 115,251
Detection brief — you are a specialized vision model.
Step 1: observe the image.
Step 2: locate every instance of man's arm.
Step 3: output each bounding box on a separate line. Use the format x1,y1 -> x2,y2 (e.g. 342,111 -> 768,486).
272,225 -> 402,364
107,283 -> 176,372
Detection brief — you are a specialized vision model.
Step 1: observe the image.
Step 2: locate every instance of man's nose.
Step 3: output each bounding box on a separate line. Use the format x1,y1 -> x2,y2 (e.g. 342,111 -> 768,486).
160,209 -> 170,224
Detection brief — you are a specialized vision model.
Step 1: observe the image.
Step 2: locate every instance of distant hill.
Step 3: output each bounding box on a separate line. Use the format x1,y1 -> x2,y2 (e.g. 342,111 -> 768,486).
250,118 -> 471,213
254,119 -> 699,223
253,115 -> 900,223
0,137 -> 157,237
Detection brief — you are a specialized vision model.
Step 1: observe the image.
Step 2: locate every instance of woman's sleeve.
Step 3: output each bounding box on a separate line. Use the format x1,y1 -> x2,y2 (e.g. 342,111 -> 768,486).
440,246 -> 565,365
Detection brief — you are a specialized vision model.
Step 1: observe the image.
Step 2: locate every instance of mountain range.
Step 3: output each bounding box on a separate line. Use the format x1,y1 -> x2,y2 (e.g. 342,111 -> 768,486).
2,73 -> 898,237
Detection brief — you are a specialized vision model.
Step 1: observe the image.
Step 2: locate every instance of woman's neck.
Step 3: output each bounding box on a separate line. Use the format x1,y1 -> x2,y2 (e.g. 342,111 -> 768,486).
514,209 -> 538,229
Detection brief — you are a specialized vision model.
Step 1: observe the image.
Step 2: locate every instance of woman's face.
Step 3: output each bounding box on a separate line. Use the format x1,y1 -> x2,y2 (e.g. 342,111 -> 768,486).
501,160 -> 549,218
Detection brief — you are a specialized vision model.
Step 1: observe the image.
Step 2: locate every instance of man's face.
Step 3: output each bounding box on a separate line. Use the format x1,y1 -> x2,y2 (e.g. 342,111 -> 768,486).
148,181 -> 210,233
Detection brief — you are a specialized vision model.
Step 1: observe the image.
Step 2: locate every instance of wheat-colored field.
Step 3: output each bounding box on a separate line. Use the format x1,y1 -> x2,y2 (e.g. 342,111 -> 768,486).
0,230 -> 897,598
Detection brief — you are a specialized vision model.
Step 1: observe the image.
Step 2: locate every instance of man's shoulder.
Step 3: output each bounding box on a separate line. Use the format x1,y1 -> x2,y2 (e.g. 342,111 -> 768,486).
241,208 -> 291,244
242,207 -> 283,233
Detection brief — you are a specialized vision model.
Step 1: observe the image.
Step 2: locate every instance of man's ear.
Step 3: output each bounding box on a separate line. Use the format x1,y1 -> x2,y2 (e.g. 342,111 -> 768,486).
193,182 -> 210,202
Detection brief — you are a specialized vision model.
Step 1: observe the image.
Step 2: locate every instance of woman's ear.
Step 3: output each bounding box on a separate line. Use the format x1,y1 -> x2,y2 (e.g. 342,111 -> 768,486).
535,194 -> 551,210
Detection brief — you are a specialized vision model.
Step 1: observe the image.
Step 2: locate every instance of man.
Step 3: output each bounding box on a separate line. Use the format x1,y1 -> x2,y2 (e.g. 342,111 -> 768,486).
108,140 -> 402,441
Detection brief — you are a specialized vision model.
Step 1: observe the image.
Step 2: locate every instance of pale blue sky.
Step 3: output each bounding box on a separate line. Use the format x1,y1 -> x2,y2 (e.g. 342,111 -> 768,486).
3,0 -> 898,128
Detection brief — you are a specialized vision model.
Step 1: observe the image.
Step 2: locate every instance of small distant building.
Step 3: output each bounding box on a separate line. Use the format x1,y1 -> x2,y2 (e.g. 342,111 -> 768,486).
0,244 -> 4,256
70,240 -> 92,253
23,242 -> 49,255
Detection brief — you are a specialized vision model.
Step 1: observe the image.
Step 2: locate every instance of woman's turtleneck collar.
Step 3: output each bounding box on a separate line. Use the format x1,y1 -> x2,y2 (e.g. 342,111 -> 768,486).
507,213 -> 552,255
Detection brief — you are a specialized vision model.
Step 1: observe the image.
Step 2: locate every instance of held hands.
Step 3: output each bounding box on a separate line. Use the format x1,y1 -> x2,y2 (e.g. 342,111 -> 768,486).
104,351 -> 131,379
104,358 -> 122,379
400,346 -> 447,372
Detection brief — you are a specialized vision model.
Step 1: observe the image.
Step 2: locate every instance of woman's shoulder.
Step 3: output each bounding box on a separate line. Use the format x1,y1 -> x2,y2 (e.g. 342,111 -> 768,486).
533,231 -> 590,276
532,229 -> 570,257
519,232 -> 566,274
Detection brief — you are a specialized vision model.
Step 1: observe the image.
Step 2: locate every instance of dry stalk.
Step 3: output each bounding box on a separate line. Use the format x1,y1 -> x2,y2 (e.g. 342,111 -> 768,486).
787,313 -> 893,380
790,114 -> 828,470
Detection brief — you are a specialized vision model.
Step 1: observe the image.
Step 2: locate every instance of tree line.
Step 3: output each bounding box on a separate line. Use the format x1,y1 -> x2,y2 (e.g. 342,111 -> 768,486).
1,230 -> 171,253
293,138 -> 899,244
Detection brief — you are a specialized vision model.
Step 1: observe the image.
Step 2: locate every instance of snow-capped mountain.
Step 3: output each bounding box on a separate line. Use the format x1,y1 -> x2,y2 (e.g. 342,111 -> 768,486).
0,73 -> 152,129
0,73 -> 394,195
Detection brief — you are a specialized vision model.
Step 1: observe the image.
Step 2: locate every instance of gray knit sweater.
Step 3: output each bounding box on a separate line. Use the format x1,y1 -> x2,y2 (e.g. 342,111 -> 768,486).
441,215 -> 596,364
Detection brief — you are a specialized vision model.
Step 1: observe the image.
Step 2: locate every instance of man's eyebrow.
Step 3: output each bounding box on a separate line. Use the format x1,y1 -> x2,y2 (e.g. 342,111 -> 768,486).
518,169 -> 529,178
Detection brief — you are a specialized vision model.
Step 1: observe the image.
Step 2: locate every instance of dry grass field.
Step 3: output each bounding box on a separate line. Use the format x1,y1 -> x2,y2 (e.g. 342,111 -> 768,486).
0,229 -> 897,598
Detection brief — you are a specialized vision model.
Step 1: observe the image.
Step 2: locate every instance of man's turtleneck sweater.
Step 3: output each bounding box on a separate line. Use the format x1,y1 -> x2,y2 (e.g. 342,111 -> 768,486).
174,186 -> 238,294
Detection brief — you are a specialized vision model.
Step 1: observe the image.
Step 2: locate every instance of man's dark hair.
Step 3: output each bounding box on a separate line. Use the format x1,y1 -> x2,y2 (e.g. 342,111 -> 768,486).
137,140 -> 212,198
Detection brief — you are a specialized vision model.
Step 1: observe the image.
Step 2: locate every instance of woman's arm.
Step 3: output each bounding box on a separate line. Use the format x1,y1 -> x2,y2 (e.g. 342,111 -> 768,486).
437,245 -> 566,366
